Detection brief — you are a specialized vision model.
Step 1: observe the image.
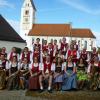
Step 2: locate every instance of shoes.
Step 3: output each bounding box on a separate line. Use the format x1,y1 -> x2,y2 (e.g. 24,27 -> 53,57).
48,89 -> 52,93
39,89 -> 44,93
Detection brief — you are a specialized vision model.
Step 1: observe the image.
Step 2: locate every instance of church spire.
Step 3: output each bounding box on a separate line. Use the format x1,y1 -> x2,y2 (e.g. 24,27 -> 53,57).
20,0 -> 36,36
30,0 -> 36,11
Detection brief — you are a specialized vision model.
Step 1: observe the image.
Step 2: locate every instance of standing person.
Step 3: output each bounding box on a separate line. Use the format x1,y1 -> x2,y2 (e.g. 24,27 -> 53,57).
39,55 -> 54,93
53,40 -> 58,58
0,54 -> 9,90
80,48 -> 88,61
80,48 -> 89,69
60,37 -> 68,55
29,57 -> 41,90
90,47 -> 98,62
42,50 -> 48,63
18,57 -> 29,90
73,40 -> 78,51
7,47 -> 19,61
62,56 -> 77,91
31,46 -> 40,63
77,58 -> 88,90
0,47 -> 7,59
48,43 -> 54,62
34,38 -> 41,52
66,44 -> 80,63
42,40 -> 48,52
56,49 -> 64,61
54,57 -> 64,91
7,56 -> 19,90
20,47 -> 31,63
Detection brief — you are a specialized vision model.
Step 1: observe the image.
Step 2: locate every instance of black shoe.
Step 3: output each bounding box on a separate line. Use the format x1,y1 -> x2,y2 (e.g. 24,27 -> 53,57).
39,89 -> 44,93
48,89 -> 52,93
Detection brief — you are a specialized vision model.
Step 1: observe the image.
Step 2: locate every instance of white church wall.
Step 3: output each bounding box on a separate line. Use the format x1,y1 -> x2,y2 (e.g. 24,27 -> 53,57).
0,41 -> 26,53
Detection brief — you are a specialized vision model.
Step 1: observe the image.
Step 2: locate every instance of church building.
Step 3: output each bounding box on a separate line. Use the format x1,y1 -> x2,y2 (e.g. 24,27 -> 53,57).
20,0 -> 96,51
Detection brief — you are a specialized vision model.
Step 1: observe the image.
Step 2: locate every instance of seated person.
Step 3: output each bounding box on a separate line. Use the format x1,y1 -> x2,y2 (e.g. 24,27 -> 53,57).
0,54 -> 9,90
29,57 -> 41,90
18,57 -> 29,90
39,55 -> 55,93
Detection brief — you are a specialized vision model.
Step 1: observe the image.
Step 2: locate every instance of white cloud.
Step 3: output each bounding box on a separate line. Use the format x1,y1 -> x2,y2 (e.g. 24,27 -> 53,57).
59,0 -> 100,15
0,0 -> 15,8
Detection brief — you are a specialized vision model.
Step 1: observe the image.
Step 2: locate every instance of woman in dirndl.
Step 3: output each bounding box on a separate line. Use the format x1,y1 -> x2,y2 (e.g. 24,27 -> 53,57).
87,56 -> 100,90
29,57 -> 41,90
54,57 -> 64,91
62,56 -> 77,91
18,57 -> 29,90
0,54 -> 9,90
7,56 -> 19,90
77,58 -> 88,89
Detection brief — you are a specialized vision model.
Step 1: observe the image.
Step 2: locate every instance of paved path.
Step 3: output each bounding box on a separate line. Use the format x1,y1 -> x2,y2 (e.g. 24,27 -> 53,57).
0,90 -> 100,100
0,90 -> 44,100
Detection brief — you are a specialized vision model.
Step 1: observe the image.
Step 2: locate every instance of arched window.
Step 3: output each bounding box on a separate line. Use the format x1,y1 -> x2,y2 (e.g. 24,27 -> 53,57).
25,10 -> 29,15
84,41 -> 87,49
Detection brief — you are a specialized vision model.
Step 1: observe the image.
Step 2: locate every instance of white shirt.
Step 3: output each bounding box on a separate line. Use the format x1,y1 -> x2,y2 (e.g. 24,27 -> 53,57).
0,60 -> 9,70
7,52 -> 19,61
18,63 -> 29,70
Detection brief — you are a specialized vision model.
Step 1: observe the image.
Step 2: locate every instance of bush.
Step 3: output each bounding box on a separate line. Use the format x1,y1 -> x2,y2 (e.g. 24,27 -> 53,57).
15,47 -> 22,54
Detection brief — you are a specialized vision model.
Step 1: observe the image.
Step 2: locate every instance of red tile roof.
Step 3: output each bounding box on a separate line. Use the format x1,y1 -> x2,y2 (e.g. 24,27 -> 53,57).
28,24 -> 96,38
29,24 -> 71,36
71,29 -> 96,38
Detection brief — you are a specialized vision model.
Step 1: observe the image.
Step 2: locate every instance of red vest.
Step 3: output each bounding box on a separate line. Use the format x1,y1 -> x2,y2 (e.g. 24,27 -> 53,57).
48,48 -> 53,60
0,52 -> 7,58
33,51 -> 40,58
44,62 -> 51,73
68,50 -> 77,58
34,43 -> 41,51
80,51 -> 87,60
9,52 -> 17,61
91,52 -> 98,59
31,63 -> 39,73
60,42 -> 68,51
22,52 -> 30,63
42,45 -> 48,51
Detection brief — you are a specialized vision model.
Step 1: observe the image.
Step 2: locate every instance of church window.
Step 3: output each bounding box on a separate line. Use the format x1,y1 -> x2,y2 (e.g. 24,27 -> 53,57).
25,10 -> 29,15
91,40 -> 93,50
84,41 -> 87,49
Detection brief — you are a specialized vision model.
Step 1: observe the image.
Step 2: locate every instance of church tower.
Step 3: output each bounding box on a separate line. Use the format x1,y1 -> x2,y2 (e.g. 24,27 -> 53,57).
20,0 -> 36,49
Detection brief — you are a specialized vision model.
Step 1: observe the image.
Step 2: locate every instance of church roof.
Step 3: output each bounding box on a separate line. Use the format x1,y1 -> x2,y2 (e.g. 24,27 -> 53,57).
28,24 -> 96,38
30,0 -> 36,11
0,15 -> 25,43
71,29 -> 96,38
28,24 -> 71,36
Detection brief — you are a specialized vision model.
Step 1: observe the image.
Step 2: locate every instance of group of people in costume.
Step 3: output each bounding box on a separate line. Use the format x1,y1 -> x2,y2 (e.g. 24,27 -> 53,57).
0,37 -> 100,93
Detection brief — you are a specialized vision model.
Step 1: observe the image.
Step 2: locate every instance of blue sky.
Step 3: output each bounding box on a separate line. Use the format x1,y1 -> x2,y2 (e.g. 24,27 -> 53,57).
0,0 -> 100,46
